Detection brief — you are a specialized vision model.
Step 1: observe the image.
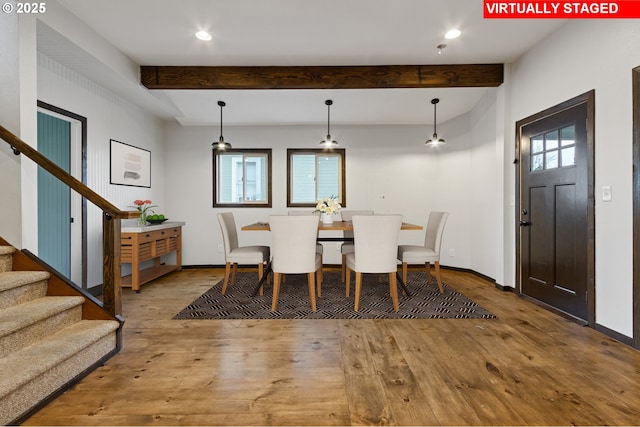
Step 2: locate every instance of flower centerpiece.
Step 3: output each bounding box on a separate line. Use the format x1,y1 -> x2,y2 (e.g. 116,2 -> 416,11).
129,199 -> 157,226
314,196 -> 341,224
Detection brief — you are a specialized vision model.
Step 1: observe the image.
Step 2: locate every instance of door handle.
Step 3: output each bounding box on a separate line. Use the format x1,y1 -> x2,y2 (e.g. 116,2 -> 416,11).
519,221 -> 531,227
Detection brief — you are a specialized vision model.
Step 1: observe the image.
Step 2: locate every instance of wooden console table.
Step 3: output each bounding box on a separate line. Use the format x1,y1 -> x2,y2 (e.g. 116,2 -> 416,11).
120,221 -> 184,292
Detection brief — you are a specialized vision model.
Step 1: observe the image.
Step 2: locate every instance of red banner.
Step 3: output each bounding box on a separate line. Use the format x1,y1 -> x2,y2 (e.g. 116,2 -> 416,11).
484,1 -> 640,18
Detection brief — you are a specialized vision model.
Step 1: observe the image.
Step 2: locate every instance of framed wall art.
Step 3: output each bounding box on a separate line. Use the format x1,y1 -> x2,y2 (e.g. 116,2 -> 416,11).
110,139 -> 151,188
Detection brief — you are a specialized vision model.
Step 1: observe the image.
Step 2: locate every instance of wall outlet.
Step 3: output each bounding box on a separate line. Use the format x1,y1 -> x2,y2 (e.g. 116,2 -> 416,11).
217,244 -> 223,253
336,243 -> 341,251
449,249 -> 455,257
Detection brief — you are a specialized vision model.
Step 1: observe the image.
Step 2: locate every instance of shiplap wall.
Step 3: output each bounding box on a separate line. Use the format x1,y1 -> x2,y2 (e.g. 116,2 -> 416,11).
37,53 -> 166,288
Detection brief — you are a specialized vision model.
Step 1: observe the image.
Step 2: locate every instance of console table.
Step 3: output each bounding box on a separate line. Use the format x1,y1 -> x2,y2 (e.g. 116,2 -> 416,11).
120,221 -> 184,292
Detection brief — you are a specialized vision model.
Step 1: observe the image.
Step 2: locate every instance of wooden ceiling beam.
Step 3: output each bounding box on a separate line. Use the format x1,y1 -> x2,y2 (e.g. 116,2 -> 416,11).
140,64 -> 503,90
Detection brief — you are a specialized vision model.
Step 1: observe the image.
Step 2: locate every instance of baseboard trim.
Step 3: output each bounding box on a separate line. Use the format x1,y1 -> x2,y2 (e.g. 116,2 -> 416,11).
593,323 -> 635,348
86,286 -> 102,298
181,263 -> 500,284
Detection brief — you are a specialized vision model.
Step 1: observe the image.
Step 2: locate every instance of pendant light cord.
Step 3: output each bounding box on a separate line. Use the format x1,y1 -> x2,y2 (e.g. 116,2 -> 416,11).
433,101 -> 437,135
326,100 -> 332,136
219,103 -> 224,140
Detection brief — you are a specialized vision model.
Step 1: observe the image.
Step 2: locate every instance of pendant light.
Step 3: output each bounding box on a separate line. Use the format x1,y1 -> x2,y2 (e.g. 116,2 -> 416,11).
425,98 -> 446,146
212,100 -> 232,151
320,99 -> 339,148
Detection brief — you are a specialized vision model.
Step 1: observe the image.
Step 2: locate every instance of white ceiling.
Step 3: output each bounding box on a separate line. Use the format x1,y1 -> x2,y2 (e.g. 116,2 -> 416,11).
43,0 -> 566,127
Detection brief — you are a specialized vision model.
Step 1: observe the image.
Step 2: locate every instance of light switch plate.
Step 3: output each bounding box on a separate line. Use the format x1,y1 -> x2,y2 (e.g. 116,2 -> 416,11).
602,186 -> 612,202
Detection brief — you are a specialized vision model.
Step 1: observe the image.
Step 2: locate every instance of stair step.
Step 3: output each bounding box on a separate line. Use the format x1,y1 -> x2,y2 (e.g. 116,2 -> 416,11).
0,246 -> 16,273
0,271 -> 50,309
0,296 -> 85,358
0,319 -> 120,425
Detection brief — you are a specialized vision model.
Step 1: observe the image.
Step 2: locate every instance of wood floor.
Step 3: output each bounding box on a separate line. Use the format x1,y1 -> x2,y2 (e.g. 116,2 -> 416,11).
23,268 -> 640,426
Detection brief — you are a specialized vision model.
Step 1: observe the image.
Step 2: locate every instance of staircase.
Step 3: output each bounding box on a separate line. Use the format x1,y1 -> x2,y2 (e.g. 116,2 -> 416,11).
0,244 -> 121,425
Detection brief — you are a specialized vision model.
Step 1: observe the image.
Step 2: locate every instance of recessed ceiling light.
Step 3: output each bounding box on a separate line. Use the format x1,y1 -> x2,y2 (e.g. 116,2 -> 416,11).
444,29 -> 461,40
195,31 -> 212,41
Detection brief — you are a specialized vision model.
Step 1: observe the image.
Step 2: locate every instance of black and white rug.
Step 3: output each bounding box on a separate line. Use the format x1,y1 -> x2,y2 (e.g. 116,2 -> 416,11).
173,271 -> 496,320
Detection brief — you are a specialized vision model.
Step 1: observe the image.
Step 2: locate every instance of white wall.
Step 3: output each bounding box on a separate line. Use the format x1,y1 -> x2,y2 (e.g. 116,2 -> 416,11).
0,12 -> 23,246
37,53 -> 166,288
163,92 -> 504,282
510,20 -> 640,337
469,91 -> 501,281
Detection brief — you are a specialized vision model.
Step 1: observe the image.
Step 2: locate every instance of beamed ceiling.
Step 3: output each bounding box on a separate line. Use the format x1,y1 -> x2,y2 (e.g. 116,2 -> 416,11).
41,0 -> 565,126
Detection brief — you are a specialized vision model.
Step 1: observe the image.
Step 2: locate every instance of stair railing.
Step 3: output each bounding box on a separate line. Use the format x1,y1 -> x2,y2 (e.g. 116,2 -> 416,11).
0,125 -> 138,315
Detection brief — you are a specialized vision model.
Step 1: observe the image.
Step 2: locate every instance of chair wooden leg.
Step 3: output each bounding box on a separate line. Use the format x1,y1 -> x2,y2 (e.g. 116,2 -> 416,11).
425,262 -> 432,283
354,272 -> 362,311
402,262 -> 408,284
265,260 -> 272,284
271,272 -> 281,312
316,268 -> 322,298
231,263 -> 238,286
345,266 -> 351,297
221,262 -> 232,294
258,262 -> 264,296
389,272 -> 399,312
434,261 -> 444,294
341,254 -> 347,282
307,272 -> 317,312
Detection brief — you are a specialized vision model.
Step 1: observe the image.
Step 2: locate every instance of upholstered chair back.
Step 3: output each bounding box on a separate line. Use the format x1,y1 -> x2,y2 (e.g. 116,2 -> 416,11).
351,215 -> 403,273
269,215 -> 320,274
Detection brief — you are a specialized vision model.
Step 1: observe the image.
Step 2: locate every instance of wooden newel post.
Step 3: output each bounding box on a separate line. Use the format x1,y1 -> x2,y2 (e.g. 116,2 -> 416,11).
102,212 -> 122,316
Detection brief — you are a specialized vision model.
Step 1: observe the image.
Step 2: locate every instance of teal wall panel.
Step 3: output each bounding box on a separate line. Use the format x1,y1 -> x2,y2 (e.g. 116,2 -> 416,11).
37,112 -> 71,277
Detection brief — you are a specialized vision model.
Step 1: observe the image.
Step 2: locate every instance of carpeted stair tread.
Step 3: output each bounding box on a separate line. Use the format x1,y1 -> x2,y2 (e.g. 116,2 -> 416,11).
0,271 -> 50,292
0,271 -> 50,309
0,319 -> 120,401
0,246 -> 16,273
0,247 -> 15,256
0,296 -> 85,339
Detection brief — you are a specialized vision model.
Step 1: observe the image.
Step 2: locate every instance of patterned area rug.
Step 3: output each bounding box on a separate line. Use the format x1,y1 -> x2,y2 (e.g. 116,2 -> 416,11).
173,271 -> 496,319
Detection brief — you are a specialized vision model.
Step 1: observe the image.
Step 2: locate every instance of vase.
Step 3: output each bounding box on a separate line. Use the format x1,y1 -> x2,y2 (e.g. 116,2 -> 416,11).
138,213 -> 147,226
321,213 -> 334,224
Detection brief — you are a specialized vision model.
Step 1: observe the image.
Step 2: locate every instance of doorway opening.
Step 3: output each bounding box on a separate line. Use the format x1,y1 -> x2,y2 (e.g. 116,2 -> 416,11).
37,101 -> 88,288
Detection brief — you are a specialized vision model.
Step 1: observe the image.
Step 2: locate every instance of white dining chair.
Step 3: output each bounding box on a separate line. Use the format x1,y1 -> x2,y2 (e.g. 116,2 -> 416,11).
345,215 -> 403,312
217,212 -> 270,295
397,211 -> 449,293
339,210 -> 374,282
288,210 -> 324,255
269,215 -> 323,312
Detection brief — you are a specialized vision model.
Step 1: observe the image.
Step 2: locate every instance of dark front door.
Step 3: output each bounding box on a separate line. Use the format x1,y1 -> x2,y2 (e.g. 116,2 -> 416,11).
519,96 -> 592,321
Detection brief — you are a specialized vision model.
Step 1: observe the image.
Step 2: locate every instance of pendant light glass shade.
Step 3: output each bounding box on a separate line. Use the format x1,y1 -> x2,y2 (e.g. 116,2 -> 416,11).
425,98 -> 446,146
212,100 -> 232,150
320,99 -> 339,148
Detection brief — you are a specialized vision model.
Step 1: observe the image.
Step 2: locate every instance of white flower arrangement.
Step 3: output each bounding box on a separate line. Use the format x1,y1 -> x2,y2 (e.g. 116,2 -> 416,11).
314,196 -> 342,215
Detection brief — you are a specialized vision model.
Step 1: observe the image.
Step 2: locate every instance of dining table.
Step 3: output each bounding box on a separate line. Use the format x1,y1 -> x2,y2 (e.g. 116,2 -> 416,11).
241,219 -> 423,296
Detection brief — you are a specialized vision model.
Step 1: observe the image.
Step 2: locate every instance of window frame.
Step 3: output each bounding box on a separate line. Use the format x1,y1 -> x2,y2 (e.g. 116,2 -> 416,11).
286,148 -> 346,208
213,148 -> 272,208
530,124 -> 576,172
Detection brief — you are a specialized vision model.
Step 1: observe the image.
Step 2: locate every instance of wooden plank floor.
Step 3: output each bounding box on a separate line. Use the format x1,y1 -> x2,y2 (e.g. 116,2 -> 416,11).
23,268 -> 640,426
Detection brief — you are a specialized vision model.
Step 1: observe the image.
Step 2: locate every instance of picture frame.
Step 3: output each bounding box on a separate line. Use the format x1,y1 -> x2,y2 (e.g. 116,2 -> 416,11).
110,139 -> 151,188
